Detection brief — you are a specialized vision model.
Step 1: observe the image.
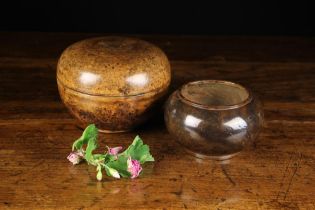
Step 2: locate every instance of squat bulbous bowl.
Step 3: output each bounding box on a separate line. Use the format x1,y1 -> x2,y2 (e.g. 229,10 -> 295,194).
164,80 -> 263,160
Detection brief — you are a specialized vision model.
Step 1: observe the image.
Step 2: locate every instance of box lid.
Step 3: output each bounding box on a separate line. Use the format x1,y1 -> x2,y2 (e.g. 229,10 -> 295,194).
57,36 -> 171,96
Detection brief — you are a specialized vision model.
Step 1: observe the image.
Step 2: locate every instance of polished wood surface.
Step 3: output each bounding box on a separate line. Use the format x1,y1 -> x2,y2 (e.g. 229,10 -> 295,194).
0,32 -> 314,209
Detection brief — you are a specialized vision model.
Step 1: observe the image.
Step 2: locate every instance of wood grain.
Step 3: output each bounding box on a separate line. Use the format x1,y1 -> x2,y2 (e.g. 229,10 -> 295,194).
0,32 -> 314,209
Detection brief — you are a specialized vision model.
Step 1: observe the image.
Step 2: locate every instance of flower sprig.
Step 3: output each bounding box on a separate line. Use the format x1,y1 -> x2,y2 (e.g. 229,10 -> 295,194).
67,124 -> 154,180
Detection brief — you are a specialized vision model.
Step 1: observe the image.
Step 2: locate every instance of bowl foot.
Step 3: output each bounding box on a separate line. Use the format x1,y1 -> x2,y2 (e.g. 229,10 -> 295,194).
184,148 -> 241,161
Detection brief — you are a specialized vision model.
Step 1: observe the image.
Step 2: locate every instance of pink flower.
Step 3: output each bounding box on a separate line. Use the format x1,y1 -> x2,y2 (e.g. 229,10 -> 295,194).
67,151 -> 83,165
107,146 -> 123,156
127,157 -> 142,179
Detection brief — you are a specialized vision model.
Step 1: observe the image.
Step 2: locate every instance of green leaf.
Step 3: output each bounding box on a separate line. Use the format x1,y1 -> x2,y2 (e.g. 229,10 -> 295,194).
105,154 -> 117,163
85,136 -> 98,162
106,156 -> 131,178
72,124 -> 98,151
120,135 -> 154,164
93,154 -> 107,162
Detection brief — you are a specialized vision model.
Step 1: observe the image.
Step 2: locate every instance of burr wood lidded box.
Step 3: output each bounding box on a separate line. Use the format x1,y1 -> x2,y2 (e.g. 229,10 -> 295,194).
57,37 -> 171,133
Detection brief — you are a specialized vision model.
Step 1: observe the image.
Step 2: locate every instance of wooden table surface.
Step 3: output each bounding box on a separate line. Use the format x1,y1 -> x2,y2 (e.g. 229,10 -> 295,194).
0,32 -> 314,210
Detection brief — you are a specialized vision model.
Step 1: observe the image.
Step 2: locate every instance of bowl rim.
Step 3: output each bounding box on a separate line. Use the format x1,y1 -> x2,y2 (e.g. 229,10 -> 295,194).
178,80 -> 253,110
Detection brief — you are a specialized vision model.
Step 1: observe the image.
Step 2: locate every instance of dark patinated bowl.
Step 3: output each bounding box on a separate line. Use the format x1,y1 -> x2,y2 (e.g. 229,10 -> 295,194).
164,80 -> 263,160
57,37 -> 171,133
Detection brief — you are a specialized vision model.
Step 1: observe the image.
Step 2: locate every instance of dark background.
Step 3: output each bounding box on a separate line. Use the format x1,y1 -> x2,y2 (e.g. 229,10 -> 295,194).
0,1 -> 314,35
